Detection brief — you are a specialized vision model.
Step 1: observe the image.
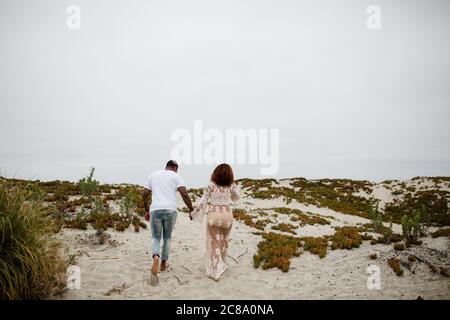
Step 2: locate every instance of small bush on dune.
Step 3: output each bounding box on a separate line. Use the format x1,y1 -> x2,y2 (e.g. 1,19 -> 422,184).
120,190 -> 136,218
365,212 -> 400,244
387,258 -> 404,276
0,179 -> 66,299
301,236 -> 328,258
368,204 -> 384,234
78,167 -> 99,199
331,227 -> 362,250
88,198 -> 113,230
366,205 -> 402,244
271,223 -> 297,234
401,208 -> 428,244
253,232 -> 302,272
233,209 -> 267,230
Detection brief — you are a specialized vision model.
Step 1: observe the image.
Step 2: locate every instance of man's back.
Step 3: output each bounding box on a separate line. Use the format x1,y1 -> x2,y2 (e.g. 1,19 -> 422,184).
144,169 -> 185,211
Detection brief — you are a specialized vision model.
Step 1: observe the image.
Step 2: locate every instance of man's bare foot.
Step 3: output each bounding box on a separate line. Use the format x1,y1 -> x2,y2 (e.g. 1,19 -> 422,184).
151,255 -> 159,274
160,260 -> 169,272
149,255 -> 159,286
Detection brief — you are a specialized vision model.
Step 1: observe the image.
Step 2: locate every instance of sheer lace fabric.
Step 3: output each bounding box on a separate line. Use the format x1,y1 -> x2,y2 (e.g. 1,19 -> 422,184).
191,182 -> 240,281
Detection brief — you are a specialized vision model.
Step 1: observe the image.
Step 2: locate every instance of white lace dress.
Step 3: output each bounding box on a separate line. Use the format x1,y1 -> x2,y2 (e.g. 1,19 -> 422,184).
191,182 -> 240,281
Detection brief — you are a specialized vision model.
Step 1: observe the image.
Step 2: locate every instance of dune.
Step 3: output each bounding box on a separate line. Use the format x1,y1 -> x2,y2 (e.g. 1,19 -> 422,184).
52,177 -> 450,300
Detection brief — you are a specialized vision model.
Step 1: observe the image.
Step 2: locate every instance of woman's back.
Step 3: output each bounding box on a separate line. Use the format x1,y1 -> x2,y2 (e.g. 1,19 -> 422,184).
202,182 -> 240,206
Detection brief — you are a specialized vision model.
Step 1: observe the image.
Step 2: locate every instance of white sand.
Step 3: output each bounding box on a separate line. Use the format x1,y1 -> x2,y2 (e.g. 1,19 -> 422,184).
55,178 -> 450,300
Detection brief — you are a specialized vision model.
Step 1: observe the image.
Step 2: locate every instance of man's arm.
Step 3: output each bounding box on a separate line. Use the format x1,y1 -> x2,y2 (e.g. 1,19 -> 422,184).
177,186 -> 194,213
143,188 -> 151,221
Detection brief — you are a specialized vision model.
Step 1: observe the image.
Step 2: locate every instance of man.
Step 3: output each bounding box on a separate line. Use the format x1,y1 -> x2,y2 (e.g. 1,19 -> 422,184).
143,160 -> 194,286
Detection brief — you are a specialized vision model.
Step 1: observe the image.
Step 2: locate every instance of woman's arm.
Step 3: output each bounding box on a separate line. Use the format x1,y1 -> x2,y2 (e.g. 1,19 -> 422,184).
190,183 -> 213,222
197,183 -> 213,207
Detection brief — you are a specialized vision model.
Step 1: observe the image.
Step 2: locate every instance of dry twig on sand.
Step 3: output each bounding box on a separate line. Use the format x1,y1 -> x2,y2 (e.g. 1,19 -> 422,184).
227,255 -> 239,264
89,256 -> 122,260
237,248 -> 248,259
163,274 -> 187,285
182,265 -> 192,273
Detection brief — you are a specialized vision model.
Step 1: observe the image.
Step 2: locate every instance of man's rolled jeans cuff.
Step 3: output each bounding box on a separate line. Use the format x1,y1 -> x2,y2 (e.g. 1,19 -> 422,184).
152,253 -> 160,259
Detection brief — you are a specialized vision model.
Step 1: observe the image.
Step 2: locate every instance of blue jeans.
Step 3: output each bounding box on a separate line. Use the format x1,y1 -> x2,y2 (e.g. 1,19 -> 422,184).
150,209 -> 177,261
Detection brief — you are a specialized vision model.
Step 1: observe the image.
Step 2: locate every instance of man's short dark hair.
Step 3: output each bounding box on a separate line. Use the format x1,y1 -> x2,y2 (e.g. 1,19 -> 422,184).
166,160 -> 178,169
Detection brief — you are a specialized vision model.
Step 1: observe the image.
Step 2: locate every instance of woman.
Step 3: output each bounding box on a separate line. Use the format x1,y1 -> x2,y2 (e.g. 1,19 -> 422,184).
191,163 -> 240,281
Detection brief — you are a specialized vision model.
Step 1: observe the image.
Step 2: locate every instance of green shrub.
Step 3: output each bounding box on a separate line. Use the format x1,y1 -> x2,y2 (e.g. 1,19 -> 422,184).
387,258 -> 403,276
302,236 -> 328,258
233,209 -> 267,230
0,179 -> 66,299
331,227 -> 362,250
78,167 -> 99,199
369,204 -> 384,234
271,223 -> 297,234
401,208 -> 427,243
120,190 -> 136,218
253,232 -> 302,272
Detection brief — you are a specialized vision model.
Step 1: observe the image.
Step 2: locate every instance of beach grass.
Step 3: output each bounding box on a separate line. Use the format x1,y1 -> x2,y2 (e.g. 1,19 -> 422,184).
0,178 -> 66,299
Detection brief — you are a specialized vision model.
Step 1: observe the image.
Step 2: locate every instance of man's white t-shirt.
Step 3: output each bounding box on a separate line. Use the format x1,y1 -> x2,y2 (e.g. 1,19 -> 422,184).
144,170 -> 185,211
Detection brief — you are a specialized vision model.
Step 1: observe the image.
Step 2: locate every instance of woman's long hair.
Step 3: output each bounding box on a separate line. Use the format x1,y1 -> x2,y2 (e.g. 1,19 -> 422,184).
210,163 -> 234,187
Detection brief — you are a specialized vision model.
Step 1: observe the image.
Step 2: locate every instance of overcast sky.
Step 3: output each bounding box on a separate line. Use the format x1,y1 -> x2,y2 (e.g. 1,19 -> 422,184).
1,0 -> 449,187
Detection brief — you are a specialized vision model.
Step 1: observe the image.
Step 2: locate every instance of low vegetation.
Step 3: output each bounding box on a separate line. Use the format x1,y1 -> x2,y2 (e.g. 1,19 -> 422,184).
401,208 -> 428,244
237,178 -> 278,194
247,178 -> 375,219
233,209 -> 270,231
301,236 -> 328,258
78,167 -> 99,199
272,207 -> 330,226
240,178 -> 450,227
384,190 -> 450,226
0,179 -> 66,299
331,227 -> 362,250
387,258 -> 404,276
431,228 -> 450,238
271,223 -> 297,234
252,232 -> 302,272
